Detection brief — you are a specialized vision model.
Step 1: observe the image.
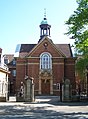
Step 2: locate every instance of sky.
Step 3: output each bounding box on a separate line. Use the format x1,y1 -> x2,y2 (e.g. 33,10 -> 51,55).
0,0 -> 78,54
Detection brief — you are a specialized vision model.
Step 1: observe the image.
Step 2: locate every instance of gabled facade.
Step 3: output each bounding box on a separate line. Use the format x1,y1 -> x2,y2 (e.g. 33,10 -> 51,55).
15,15 -> 76,96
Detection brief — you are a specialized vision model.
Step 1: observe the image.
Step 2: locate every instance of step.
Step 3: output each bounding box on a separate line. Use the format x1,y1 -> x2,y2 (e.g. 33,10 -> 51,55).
9,96 -> 16,102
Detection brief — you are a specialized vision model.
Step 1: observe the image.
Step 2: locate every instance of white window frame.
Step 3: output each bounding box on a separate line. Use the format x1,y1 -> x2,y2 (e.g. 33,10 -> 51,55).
40,52 -> 52,70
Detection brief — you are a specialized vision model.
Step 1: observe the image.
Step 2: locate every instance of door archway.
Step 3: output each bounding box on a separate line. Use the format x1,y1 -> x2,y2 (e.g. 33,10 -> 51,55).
39,70 -> 53,95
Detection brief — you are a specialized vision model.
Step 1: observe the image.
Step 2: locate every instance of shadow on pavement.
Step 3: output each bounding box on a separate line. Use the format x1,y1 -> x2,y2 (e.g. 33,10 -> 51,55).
0,96 -> 87,118
0,104 -> 88,119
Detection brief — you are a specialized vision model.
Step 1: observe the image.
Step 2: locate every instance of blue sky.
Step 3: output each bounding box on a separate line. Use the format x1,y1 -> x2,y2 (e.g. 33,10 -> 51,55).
0,0 -> 77,54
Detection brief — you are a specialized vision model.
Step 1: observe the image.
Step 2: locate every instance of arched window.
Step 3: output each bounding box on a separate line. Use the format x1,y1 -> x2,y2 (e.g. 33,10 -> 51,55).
40,52 -> 52,69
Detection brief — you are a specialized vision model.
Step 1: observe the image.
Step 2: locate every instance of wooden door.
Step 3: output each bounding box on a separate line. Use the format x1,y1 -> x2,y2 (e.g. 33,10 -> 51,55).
41,79 -> 50,95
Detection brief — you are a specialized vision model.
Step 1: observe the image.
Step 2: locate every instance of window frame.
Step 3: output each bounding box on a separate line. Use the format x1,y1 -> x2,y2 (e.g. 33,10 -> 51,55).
12,70 -> 16,77
13,59 -> 16,65
40,52 -> 52,70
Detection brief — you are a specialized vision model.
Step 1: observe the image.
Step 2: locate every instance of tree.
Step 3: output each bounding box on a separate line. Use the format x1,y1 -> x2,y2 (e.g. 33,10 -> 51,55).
65,0 -> 88,78
65,0 -> 88,56
76,57 -> 88,78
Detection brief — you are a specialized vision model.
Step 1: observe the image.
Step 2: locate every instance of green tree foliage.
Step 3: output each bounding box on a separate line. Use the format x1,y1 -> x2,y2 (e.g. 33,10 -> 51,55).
65,0 -> 88,56
65,0 -> 88,78
76,57 -> 88,78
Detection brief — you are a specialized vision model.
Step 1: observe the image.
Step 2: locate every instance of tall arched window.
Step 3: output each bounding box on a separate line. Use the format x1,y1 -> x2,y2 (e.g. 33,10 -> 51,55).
40,52 -> 52,70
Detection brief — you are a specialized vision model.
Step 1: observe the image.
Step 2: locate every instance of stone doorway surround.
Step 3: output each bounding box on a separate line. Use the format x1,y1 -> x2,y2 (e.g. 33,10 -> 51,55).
39,69 -> 53,95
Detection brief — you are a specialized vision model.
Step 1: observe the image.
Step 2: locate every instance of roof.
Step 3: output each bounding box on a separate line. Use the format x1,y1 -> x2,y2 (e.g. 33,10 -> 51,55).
41,18 -> 48,25
20,44 -> 36,53
19,44 -> 36,58
19,43 -> 72,58
4,54 -> 14,62
55,44 -> 73,57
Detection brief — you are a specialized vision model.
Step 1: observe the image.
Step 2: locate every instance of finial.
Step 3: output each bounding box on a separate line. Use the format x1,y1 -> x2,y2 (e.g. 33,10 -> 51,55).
44,8 -> 47,19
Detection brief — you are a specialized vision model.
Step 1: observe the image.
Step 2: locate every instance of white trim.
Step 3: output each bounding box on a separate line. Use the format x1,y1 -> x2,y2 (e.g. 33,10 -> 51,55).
40,52 -> 52,70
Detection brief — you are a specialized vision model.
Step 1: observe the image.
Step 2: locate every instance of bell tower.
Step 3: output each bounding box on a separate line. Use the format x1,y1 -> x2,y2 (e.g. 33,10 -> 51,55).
38,9 -> 51,42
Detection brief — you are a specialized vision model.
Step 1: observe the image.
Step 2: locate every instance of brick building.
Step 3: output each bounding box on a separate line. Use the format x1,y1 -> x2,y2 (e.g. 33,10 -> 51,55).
15,15 -> 76,96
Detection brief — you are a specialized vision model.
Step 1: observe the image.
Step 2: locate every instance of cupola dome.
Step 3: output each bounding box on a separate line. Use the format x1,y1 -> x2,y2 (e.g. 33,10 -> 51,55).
38,10 -> 51,42
40,17 -> 48,25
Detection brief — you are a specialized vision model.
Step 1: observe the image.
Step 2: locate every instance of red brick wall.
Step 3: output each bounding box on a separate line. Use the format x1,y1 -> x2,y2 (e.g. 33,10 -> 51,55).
29,39 -> 63,57
53,58 -> 64,84
64,58 -> 76,88
16,58 -> 26,92
28,63 -> 39,90
16,40 -> 76,95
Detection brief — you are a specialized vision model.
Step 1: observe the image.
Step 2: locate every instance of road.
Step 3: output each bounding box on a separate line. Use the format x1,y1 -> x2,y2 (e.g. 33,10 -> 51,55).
0,96 -> 88,119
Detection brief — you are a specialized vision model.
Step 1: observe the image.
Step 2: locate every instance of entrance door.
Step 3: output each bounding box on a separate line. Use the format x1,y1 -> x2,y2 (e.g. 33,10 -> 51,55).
41,79 -> 50,95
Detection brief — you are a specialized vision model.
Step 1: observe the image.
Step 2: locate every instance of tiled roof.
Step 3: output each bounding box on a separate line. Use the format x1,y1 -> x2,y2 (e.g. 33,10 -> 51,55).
19,43 -> 72,57
55,44 -> 73,57
20,44 -> 36,53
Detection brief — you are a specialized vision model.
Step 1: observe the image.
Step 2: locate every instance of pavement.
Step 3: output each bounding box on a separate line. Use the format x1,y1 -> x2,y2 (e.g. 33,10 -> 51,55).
0,96 -> 88,119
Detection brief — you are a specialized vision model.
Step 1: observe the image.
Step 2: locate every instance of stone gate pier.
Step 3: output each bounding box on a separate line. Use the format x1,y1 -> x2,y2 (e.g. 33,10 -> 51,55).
16,77 -> 34,102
